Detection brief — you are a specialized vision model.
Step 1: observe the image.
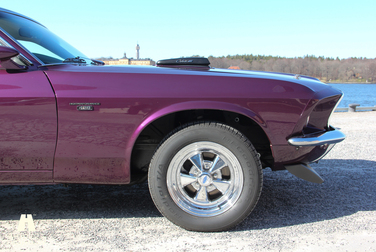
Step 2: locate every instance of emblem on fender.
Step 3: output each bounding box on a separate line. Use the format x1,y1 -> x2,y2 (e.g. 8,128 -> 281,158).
69,103 -> 101,111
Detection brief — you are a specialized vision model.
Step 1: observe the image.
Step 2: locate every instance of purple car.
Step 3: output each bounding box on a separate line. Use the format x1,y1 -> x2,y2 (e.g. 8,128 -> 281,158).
0,8 -> 345,231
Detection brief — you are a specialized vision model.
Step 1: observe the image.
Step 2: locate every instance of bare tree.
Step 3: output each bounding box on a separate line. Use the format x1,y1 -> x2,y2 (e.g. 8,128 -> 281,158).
205,55 -> 376,82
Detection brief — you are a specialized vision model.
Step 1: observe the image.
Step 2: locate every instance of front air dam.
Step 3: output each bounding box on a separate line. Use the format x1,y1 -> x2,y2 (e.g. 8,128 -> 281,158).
285,163 -> 324,184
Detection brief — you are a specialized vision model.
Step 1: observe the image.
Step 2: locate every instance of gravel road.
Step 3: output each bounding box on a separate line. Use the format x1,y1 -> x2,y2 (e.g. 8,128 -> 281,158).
0,112 -> 375,251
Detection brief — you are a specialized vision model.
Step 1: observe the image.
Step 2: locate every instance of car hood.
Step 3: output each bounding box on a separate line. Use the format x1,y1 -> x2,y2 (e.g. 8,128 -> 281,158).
44,63 -> 329,93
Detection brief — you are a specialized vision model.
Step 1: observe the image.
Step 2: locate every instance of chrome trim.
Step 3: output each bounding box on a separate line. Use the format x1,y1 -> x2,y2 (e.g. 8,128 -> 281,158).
17,53 -> 33,66
166,141 -> 243,217
288,127 -> 345,146
328,92 -> 344,127
311,143 -> 335,163
38,63 -> 66,67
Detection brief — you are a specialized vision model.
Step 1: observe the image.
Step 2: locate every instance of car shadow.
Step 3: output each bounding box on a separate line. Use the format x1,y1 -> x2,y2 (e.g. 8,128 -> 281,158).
0,182 -> 160,221
235,159 -> 376,231
0,159 -> 375,232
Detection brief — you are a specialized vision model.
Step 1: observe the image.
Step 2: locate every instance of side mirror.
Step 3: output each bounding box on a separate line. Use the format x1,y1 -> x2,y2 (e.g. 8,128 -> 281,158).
0,46 -> 27,70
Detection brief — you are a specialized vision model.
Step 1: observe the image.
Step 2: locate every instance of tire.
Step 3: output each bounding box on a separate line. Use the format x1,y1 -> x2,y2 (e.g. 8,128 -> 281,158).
148,122 -> 263,231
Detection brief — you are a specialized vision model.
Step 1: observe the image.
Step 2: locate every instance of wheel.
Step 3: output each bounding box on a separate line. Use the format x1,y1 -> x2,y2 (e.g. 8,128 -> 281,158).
148,122 -> 263,231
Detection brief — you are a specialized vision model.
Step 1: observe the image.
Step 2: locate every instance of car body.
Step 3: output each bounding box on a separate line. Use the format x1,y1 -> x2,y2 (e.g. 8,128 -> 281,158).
0,8 -> 345,231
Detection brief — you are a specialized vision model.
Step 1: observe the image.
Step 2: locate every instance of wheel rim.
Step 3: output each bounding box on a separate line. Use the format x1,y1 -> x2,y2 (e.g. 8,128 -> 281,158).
167,141 -> 244,217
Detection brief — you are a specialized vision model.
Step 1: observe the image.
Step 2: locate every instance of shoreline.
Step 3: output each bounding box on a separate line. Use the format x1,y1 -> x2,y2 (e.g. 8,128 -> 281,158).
324,82 -> 376,84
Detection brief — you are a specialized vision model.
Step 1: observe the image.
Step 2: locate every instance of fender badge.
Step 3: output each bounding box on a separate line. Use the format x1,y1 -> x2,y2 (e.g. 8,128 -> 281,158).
69,103 -> 101,111
77,105 -> 94,111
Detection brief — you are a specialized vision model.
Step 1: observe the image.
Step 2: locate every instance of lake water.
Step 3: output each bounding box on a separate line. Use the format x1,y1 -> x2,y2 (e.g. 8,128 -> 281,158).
328,83 -> 376,108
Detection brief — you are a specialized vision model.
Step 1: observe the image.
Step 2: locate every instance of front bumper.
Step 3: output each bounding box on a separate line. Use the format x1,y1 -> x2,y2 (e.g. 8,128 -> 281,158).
287,126 -> 345,147
285,127 -> 345,184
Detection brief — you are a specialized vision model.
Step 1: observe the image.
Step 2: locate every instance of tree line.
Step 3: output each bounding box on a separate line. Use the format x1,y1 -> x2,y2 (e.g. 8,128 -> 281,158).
208,55 -> 376,83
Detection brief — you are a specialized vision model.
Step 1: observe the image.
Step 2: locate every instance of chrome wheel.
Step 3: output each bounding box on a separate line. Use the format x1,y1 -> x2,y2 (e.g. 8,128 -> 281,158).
148,122 -> 262,231
167,141 -> 243,217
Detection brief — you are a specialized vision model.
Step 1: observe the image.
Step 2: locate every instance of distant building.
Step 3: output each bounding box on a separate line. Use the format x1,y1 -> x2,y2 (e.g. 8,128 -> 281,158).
103,58 -> 155,66
228,66 -> 241,70
102,44 -> 155,66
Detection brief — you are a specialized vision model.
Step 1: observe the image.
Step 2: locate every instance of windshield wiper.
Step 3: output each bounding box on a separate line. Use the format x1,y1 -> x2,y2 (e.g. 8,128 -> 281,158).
63,56 -> 104,66
63,56 -> 86,64
91,59 -> 104,65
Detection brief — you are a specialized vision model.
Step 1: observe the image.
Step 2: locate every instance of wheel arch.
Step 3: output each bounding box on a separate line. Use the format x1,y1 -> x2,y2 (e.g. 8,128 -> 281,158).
127,101 -> 273,183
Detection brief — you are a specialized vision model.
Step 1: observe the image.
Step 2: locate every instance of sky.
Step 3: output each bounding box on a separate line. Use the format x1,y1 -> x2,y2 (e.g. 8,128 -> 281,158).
1,0 -> 375,61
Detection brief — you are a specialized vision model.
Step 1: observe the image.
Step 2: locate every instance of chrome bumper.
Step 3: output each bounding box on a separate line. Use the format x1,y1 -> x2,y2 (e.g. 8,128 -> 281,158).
288,127 -> 345,146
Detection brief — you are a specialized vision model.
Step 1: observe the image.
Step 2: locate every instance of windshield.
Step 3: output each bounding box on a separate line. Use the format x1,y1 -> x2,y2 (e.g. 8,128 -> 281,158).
0,11 -> 91,65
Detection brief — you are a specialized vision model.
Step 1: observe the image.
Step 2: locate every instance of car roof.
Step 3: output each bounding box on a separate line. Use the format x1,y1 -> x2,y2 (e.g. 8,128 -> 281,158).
0,8 -> 45,27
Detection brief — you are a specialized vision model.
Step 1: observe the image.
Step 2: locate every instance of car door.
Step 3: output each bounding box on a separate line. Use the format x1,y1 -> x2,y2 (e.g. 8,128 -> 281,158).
0,45 -> 57,184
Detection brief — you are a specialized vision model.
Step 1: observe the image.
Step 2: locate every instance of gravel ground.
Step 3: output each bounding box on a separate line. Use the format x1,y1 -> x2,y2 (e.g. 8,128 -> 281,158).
0,112 -> 375,251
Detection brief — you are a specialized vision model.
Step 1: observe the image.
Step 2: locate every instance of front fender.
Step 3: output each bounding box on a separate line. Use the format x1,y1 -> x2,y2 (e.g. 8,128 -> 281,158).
125,100 -> 266,163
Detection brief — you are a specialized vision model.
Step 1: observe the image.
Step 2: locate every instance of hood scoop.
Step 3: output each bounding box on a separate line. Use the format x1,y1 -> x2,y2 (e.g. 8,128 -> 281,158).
156,57 -> 210,69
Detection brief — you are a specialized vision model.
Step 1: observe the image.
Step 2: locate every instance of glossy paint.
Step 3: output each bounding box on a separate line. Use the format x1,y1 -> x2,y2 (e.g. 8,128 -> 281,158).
0,8 -> 343,184
39,64 -> 340,183
0,70 -> 56,183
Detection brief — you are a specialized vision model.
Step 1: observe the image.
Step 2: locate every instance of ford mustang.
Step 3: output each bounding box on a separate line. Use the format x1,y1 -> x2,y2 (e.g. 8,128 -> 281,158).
0,8 -> 345,231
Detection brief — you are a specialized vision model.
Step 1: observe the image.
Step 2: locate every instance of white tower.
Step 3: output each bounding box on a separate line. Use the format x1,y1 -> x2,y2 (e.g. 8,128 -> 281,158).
136,44 -> 140,60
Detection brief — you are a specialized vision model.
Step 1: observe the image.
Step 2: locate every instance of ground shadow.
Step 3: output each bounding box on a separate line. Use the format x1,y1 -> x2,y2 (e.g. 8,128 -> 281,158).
236,159 -> 376,231
0,182 -> 160,220
0,159 -> 375,231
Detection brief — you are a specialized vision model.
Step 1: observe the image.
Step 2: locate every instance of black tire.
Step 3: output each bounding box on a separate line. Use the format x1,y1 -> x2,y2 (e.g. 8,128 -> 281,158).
148,122 -> 263,231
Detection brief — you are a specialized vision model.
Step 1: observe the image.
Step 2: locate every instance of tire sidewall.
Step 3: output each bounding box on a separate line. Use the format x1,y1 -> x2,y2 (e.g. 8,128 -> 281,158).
148,123 -> 262,231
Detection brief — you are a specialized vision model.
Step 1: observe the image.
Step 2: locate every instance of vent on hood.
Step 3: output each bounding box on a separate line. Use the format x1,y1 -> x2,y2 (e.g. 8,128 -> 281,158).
156,57 -> 210,67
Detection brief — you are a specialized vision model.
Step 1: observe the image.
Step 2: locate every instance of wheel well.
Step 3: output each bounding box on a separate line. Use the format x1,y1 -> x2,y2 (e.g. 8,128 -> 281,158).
130,110 -> 273,183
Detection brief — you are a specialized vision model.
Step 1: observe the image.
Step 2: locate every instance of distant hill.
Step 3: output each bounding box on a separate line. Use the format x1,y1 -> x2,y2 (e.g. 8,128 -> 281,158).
207,54 -> 376,83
